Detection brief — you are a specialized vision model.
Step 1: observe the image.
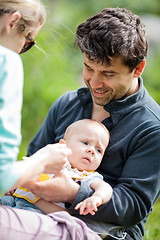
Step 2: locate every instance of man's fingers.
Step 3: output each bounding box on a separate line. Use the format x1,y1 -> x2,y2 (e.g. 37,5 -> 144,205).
22,181 -> 37,191
23,179 -> 58,201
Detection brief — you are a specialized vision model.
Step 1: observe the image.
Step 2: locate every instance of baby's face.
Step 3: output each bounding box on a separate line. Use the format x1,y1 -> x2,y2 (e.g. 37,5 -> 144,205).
66,123 -> 109,171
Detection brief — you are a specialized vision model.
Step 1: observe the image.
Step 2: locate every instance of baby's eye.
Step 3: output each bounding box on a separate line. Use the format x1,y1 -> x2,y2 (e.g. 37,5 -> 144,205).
96,148 -> 101,154
83,141 -> 88,145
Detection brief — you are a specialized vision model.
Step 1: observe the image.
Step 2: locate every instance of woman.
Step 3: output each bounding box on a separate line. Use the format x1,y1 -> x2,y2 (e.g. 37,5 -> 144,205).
0,0 -> 71,194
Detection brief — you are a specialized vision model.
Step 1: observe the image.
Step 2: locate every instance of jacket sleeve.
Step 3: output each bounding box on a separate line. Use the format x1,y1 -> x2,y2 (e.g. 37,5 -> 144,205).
66,128 -> 160,227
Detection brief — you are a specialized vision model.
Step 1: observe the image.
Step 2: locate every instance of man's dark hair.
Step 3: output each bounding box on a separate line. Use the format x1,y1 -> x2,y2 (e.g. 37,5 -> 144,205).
75,8 -> 148,71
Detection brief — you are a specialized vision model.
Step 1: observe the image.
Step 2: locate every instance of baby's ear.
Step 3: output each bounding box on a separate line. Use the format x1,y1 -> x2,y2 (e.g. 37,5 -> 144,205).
59,139 -> 66,144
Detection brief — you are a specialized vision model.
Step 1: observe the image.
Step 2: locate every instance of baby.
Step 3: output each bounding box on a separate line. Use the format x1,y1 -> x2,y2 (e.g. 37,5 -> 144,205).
1,119 -> 113,216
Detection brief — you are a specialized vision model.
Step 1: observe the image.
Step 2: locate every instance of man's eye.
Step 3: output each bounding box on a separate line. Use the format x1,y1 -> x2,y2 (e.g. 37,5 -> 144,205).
87,67 -> 92,71
83,141 -> 88,145
103,73 -> 114,78
84,65 -> 92,71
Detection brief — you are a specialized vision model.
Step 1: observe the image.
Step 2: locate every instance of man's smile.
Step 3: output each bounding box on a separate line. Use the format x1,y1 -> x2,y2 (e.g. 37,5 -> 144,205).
92,88 -> 111,98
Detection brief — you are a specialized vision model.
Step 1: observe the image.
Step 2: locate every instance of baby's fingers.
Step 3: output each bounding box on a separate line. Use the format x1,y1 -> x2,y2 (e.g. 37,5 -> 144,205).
77,202 -> 87,215
75,202 -> 83,210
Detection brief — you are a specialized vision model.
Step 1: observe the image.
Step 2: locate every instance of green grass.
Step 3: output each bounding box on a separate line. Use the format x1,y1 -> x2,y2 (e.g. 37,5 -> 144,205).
144,200 -> 160,240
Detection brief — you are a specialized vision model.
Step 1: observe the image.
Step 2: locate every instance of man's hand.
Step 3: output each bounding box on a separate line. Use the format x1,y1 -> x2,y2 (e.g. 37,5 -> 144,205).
23,170 -> 80,203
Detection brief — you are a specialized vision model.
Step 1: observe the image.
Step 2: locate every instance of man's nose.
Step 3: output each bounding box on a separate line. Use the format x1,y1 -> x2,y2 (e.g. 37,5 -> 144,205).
90,73 -> 103,88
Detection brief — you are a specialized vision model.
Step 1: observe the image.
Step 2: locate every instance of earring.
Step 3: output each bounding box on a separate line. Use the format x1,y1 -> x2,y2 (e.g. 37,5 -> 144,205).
19,24 -> 25,32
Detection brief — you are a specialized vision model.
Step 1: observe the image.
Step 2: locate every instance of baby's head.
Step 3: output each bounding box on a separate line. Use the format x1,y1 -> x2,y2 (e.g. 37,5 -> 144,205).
60,119 -> 110,171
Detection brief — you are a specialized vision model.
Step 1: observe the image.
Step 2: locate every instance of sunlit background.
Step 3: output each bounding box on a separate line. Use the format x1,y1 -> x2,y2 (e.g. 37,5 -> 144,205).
19,1 -> 160,239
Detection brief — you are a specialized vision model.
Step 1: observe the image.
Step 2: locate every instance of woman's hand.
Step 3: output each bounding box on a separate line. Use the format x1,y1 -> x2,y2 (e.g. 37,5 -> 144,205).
30,143 -> 72,174
12,143 -> 72,190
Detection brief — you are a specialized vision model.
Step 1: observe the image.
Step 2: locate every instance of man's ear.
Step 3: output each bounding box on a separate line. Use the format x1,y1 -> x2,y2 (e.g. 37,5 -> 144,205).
59,139 -> 66,144
133,59 -> 146,78
6,11 -> 21,33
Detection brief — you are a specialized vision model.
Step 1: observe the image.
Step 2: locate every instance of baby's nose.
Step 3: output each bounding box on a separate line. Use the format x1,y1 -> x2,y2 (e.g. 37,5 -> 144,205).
87,148 -> 95,155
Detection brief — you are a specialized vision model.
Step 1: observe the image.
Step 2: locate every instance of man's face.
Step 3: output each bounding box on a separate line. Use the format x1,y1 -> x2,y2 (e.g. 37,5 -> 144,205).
83,54 -> 138,106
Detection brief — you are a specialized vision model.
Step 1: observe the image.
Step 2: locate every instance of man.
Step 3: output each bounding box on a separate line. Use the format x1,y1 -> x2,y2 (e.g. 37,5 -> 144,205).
1,7 -> 160,240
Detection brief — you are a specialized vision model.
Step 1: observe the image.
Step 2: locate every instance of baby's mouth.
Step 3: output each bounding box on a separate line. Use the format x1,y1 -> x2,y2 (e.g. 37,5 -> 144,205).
83,156 -> 91,163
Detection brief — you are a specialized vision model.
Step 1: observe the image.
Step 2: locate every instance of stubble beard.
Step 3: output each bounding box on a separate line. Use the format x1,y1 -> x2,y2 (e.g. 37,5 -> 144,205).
93,97 -> 112,106
90,89 -> 113,106
85,81 -> 113,106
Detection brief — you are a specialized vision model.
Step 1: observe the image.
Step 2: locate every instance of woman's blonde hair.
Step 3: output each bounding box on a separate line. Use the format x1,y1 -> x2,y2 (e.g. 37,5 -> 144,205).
0,0 -> 46,33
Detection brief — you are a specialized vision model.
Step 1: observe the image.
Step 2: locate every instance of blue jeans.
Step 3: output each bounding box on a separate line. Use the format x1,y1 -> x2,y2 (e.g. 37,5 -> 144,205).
0,195 -> 44,214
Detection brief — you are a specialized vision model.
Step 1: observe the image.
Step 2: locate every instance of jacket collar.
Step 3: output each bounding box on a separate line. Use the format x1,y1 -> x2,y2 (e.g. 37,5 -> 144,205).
77,77 -> 148,126
104,77 -> 148,125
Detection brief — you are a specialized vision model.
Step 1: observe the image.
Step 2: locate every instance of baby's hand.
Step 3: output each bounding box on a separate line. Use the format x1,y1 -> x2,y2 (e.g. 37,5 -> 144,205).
4,189 -> 16,196
75,196 -> 102,215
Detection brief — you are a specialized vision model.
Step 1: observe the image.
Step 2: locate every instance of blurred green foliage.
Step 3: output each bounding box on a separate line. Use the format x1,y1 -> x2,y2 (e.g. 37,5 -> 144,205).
20,0 -> 160,157
19,2 -> 160,238
144,200 -> 160,240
